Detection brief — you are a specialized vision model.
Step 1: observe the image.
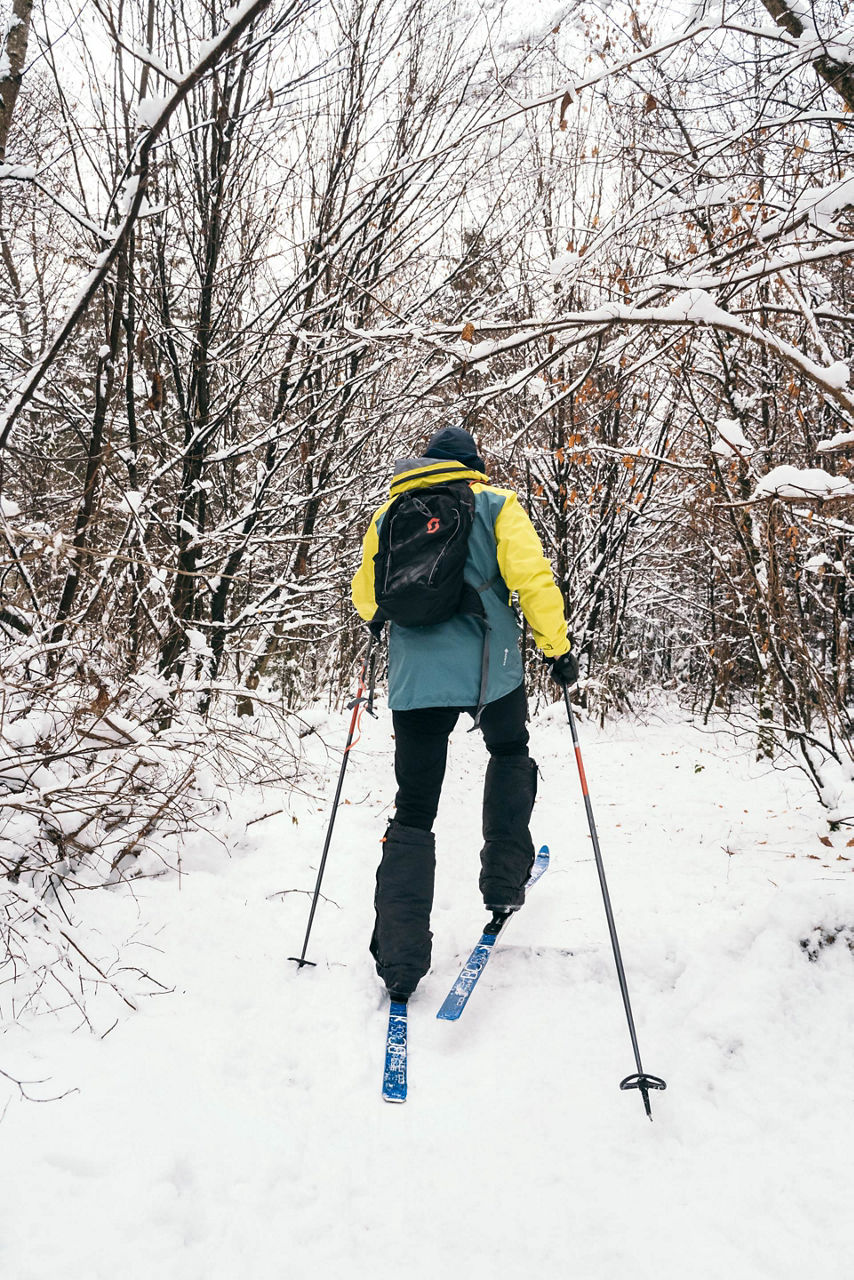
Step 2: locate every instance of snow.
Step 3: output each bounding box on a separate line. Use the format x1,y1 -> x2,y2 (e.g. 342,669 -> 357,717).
1,495 -> 21,518
792,175 -> 854,231
753,465 -> 854,501
196,36 -> 222,61
471,340 -> 496,362
0,163 -> 36,181
651,240 -> 854,300
117,489 -> 144,514
137,95 -> 168,129
129,42 -> 179,82
185,627 -> 213,656
817,429 -> 854,454
119,175 -> 141,213
712,417 -> 754,458
550,249 -> 580,283
2,702 -> 853,1277
821,361 -> 850,390
497,0 -> 575,46
476,291 -> 854,414
197,0 -> 263,62
757,175 -> 854,241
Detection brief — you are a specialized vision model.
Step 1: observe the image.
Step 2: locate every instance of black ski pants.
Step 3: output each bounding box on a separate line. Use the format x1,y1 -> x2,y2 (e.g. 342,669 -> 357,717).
392,682 -> 530,831
371,684 -> 537,997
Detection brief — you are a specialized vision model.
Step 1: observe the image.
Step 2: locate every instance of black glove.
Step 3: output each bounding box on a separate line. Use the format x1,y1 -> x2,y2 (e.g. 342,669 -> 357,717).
367,613 -> 385,641
547,648 -> 579,688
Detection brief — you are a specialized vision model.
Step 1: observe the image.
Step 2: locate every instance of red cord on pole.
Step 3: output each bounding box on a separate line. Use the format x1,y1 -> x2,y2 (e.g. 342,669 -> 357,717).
573,743 -> 589,796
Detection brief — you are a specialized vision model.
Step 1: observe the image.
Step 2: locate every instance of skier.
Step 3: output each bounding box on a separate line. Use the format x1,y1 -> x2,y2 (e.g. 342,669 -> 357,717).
351,424 -> 577,1003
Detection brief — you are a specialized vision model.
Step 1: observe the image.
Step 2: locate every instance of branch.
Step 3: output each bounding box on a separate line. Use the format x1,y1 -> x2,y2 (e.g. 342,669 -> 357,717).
322,287 -> 854,421
0,1063 -> 78,1104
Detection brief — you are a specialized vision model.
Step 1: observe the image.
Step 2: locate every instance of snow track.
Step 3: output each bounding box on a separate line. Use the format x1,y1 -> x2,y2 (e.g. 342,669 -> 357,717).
2,702 -> 853,1278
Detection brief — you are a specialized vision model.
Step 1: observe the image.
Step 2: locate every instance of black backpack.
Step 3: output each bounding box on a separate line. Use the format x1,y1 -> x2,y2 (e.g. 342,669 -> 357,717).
373,481 -> 477,628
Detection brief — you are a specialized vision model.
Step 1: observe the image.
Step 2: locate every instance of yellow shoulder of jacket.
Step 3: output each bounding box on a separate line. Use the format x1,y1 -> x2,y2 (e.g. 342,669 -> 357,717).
351,497 -> 392,621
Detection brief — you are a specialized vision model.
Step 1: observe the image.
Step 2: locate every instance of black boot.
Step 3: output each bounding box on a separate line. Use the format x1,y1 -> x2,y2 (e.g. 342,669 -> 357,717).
479,756 -> 537,911
369,820 -> 436,999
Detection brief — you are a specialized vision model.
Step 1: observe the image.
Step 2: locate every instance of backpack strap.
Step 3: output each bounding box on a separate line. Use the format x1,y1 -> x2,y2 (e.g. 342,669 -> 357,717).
463,573 -> 501,729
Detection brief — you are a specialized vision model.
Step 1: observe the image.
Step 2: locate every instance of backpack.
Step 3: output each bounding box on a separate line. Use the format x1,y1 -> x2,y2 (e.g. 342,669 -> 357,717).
373,481 -> 477,628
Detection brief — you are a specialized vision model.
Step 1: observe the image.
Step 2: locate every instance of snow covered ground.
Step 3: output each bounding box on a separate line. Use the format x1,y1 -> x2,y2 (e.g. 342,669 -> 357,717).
3,698 -> 854,1279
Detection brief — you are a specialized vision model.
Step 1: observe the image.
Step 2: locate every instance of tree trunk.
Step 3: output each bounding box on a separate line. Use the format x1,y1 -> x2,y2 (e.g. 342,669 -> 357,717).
0,0 -> 34,165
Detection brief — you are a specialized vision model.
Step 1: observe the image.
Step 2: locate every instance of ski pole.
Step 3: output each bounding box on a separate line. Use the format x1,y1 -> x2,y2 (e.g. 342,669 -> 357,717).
563,685 -> 666,1120
289,635 -> 378,970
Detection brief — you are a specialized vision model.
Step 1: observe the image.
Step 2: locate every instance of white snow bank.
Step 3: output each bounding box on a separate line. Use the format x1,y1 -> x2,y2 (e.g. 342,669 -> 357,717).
2,706 -> 854,1279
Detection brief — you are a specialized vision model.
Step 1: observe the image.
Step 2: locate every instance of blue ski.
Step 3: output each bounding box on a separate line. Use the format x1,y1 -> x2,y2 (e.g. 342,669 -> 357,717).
436,846 -> 550,1021
382,1000 -> 408,1102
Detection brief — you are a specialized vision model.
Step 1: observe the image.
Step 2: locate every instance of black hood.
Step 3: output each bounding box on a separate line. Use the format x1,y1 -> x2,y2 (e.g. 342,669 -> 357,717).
424,425 -> 485,473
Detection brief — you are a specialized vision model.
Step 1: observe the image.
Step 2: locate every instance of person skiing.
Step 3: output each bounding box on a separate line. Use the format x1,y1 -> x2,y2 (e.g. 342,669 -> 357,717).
351,424 -> 577,1003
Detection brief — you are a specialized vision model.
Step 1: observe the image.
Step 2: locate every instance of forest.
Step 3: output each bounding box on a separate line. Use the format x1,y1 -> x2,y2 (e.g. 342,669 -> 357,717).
1,0 -> 852,1016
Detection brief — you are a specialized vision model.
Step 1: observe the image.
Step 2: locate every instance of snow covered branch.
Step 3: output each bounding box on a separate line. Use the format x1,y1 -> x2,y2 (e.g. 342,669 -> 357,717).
751,464 -> 854,501
760,0 -> 854,111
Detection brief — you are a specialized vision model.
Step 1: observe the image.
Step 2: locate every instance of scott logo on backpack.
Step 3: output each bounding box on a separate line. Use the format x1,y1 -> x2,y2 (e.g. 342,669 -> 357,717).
426,517 -> 440,534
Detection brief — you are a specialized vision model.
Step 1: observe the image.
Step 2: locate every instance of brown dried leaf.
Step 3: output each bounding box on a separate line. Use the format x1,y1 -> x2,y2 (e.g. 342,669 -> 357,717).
91,685 -> 110,714
460,322 -> 475,343
146,367 -> 163,412
818,835 -> 834,847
